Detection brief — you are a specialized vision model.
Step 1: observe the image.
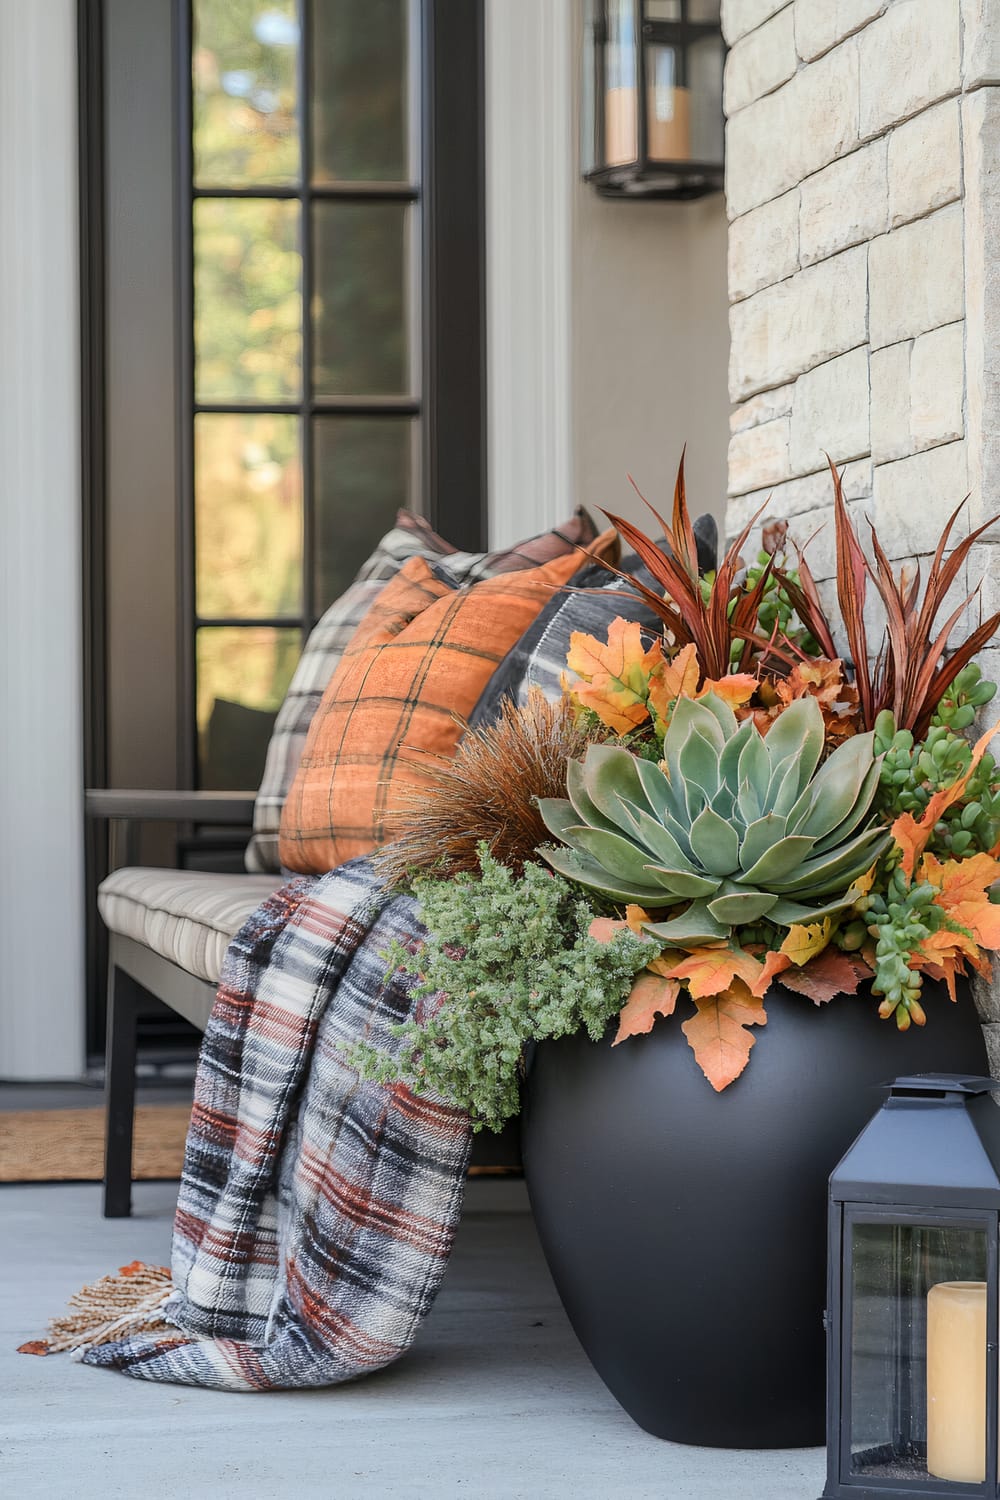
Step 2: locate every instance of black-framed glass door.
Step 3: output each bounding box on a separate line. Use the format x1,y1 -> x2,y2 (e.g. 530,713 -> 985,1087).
81,0 -> 485,1054
183,0 -> 427,789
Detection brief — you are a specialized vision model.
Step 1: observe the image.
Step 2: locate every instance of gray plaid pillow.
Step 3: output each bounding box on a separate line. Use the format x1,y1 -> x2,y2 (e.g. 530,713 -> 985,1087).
244,509 -> 597,872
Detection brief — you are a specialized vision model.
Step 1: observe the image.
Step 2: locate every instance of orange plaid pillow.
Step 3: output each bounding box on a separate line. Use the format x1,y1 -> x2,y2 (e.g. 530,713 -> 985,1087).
278,533 -> 616,874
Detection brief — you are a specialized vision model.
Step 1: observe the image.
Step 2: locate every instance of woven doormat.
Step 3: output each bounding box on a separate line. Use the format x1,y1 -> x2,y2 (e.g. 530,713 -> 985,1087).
0,1103 -> 191,1183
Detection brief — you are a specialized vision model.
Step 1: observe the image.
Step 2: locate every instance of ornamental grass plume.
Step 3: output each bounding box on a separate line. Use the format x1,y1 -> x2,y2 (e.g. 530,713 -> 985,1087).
374,688 -> 598,886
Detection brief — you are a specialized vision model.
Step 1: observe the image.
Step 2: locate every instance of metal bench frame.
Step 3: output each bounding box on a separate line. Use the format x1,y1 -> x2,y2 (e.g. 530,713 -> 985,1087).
87,789 -> 256,1217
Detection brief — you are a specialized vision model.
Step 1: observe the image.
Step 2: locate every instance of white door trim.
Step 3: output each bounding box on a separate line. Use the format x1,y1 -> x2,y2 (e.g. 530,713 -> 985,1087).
0,0 -> 86,1078
485,0 -> 575,546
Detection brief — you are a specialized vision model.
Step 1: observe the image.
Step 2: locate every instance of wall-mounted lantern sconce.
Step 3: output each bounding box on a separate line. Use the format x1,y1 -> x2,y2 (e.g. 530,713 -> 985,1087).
582,0 -> 725,200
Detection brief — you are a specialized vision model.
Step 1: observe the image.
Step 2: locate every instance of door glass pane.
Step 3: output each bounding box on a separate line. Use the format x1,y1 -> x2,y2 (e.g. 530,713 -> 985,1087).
194,198 -> 302,402
197,626 -> 300,788
193,0 -> 300,187
312,202 -> 410,396
195,413 -> 302,619
313,416 -> 413,608
849,1220 -> 988,1485
311,0 -> 409,183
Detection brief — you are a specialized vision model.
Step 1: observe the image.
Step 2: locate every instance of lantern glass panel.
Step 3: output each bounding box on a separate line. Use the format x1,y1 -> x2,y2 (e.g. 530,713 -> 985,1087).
687,0 -> 721,20
644,1 -> 681,20
848,1219 -> 988,1486
645,44 -> 690,163
687,33 -> 724,163
605,0 -> 639,167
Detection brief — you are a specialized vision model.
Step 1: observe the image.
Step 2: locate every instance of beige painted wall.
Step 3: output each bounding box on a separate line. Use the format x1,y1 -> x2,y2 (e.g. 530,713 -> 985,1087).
570,181 -> 731,540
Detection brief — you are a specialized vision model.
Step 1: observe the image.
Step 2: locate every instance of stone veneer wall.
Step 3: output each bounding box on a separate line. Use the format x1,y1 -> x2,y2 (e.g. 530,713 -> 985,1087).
724,0 -> 1000,625
723,0 -> 1000,1040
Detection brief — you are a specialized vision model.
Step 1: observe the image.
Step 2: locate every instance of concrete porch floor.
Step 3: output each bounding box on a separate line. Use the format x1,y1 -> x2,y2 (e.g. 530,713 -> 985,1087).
1,1178 -> 825,1499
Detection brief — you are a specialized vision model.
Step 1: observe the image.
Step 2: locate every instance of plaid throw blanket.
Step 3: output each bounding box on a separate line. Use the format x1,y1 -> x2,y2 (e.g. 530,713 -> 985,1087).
82,858 -> 472,1390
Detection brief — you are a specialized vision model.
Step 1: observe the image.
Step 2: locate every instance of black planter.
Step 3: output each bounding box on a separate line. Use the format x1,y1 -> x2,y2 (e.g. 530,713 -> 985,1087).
521,980 -> 987,1449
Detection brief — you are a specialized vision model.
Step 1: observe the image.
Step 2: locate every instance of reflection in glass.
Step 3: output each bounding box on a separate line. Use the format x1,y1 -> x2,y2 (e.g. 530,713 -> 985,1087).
194,197 -> 302,402
313,416 -> 413,608
646,44 -> 690,161
195,414 -> 302,619
193,0 -> 300,187
848,1220 -> 987,1484
312,203 -> 409,397
688,33 -> 725,162
197,626 -> 300,788
311,0 -> 409,182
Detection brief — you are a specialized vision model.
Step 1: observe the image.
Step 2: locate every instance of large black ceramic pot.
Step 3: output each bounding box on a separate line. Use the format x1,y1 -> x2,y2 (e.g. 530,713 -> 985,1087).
521,978 -> 986,1449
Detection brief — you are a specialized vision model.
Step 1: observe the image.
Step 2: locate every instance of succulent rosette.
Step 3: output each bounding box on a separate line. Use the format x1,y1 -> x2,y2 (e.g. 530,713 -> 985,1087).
538,694 -> 889,945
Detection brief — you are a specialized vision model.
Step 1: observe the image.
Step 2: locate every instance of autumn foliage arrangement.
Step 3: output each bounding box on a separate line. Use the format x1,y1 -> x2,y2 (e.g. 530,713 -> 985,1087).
356,458 -> 1000,1124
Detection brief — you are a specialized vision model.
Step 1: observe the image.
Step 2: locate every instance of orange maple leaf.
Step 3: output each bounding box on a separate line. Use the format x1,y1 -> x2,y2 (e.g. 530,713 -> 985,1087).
909,928 -> 987,1000
753,949 -> 792,996
646,642 -> 701,729
613,973 -> 681,1044
681,978 -> 768,1092
920,850 -> 1000,943
893,716 -> 1000,881
588,905 -> 652,945
665,944 -> 766,999
566,618 -> 663,733
698,673 -> 759,710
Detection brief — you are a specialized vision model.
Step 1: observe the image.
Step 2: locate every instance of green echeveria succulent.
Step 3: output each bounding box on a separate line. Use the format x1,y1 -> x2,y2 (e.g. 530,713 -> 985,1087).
538,693 -> 889,945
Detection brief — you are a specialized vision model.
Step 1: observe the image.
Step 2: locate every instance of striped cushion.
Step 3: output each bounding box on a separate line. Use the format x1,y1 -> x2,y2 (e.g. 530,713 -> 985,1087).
98,868 -> 282,984
244,509 -> 598,874
279,534 -> 616,874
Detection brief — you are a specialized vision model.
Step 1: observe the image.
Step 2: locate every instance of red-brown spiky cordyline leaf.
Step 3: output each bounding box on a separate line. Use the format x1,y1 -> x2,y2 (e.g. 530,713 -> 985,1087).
829,458 -> 876,727
824,455 -> 1000,733
772,540 -> 839,662
596,456 -> 793,682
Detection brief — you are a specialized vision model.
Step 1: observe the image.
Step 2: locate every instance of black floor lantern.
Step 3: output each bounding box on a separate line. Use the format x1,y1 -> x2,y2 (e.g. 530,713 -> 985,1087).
824,1075 -> 1000,1499
581,0 -> 725,199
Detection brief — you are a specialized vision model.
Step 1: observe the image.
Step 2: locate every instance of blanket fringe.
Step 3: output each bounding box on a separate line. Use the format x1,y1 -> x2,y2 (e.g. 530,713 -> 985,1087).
18,1261 -> 173,1358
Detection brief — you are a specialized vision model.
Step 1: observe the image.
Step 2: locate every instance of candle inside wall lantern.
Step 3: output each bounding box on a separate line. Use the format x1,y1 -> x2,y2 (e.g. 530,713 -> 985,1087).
581,0 -> 725,199
823,1075 -> 1000,1500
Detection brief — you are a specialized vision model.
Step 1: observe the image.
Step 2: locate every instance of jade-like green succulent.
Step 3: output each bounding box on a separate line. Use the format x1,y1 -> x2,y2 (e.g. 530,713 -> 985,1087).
538,694 -> 889,945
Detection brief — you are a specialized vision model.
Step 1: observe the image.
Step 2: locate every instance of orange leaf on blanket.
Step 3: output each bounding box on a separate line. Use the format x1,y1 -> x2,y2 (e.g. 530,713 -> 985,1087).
614,973 -> 681,1044
666,943 -> 766,999
893,716 -> 1000,880
775,948 -> 873,1004
680,979 -> 768,1092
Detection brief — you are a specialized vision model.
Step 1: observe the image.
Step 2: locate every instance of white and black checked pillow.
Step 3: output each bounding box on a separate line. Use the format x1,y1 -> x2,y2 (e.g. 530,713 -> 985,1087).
244,509 -> 598,873
467,553 -> 662,730
466,513 -> 719,729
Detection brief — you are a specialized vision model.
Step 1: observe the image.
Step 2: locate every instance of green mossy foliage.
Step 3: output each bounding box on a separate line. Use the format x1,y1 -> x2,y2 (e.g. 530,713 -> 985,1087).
347,848 -> 654,1132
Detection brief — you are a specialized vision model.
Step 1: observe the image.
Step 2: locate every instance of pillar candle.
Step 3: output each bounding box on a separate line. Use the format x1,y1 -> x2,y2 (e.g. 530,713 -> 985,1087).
927,1281 -> 987,1483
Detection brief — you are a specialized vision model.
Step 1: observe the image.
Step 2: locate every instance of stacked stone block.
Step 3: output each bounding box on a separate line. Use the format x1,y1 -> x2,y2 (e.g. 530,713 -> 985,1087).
724,0 -> 1000,616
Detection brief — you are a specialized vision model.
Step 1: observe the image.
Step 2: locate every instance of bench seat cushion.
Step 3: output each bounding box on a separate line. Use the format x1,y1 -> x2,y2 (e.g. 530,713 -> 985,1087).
98,868 -> 282,984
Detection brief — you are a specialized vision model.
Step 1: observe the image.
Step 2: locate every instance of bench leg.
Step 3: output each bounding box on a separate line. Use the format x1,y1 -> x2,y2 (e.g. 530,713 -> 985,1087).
103,961 -> 140,1218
